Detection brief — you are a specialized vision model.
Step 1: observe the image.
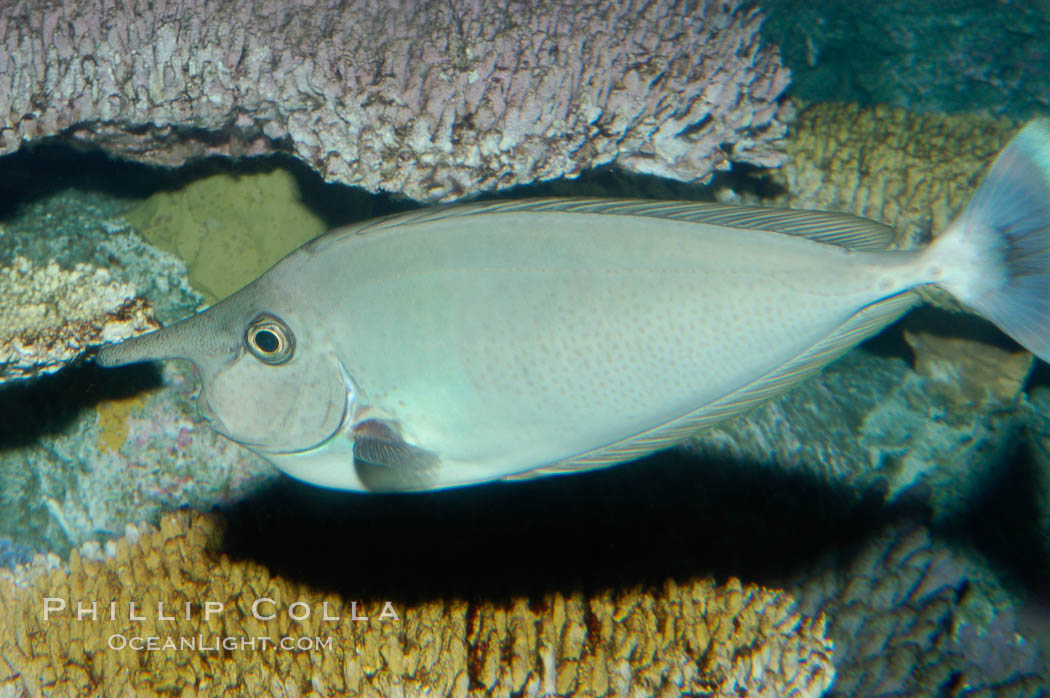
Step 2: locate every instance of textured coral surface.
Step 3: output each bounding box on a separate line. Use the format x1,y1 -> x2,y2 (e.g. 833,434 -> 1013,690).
771,102 -> 1018,250
0,511 -> 834,697
789,524 -> 1047,697
0,256 -> 158,384
0,0 -> 790,202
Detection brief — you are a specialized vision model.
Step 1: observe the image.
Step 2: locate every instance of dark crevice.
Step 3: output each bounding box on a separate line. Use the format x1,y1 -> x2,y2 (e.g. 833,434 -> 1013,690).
217,447 -> 925,605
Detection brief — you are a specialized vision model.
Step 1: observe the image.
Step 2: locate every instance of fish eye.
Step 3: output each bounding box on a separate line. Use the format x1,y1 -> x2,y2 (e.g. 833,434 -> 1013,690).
244,315 -> 295,365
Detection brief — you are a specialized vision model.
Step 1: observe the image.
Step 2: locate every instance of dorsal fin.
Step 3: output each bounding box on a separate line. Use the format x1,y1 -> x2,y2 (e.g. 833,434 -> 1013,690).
503,290 -> 919,482
340,198 -> 896,251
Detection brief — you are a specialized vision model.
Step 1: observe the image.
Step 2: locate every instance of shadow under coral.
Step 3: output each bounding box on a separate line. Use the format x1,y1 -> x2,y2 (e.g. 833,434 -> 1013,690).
217,449 -> 920,605
0,361 -> 163,450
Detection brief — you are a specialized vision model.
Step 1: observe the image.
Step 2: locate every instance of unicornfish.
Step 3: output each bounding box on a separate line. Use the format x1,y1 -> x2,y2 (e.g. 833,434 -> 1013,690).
97,120 -> 1050,492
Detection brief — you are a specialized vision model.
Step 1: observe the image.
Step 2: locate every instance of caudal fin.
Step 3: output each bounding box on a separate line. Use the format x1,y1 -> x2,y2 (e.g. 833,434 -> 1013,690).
931,119 -> 1050,362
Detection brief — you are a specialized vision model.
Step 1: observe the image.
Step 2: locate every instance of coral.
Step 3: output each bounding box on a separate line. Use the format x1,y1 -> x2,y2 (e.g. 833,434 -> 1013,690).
686,327 -> 1027,521
0,0 -> 790,202
94,391 -> 151,455
0,188 -> 203,329
0,511 -> 834,697
0,178 -> 274,557
0,256 -> 158,385
770,102 -> 1018,250
466,580 -> 833,697
124,167 -> 327,303
789,524 -> 1047,697
0,183 -> 274,556
0,360 -> 275,554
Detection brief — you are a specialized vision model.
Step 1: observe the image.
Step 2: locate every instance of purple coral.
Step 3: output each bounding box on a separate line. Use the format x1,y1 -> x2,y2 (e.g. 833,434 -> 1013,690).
0,0 -> 790,201
790,524 -> 1048,696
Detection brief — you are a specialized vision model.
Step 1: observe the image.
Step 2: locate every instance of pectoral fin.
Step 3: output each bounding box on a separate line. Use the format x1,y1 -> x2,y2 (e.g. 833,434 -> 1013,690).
352,419 -> 441,492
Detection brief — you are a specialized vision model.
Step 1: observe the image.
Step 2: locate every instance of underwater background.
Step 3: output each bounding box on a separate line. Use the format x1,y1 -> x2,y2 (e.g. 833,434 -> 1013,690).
1,0 -> 1050,696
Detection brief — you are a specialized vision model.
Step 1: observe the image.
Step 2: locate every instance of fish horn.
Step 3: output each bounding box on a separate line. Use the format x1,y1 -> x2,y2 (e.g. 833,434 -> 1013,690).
95,311 -> 218,368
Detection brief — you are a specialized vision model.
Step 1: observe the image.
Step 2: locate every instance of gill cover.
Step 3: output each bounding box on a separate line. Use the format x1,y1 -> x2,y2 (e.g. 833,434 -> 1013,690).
96,296 -> 349,455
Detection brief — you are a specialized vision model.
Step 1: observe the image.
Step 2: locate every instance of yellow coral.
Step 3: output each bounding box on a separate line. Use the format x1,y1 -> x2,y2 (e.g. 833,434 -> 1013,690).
95,393 -> 151,454
775,102 -> 1019,249
0,512 -> 834,697
125,168 -> 327,304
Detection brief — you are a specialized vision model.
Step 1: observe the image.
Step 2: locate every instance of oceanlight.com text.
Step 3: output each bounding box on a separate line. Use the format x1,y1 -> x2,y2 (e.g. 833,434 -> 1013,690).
107,634 -> 334,652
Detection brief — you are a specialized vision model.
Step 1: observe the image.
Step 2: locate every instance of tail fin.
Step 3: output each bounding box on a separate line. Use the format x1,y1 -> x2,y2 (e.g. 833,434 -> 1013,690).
930,119 -> 1050,363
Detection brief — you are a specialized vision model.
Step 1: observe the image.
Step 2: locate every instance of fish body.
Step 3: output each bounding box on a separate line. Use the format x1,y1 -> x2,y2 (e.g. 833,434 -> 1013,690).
97,120 -> 1050,492
262,206 -> 917,491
